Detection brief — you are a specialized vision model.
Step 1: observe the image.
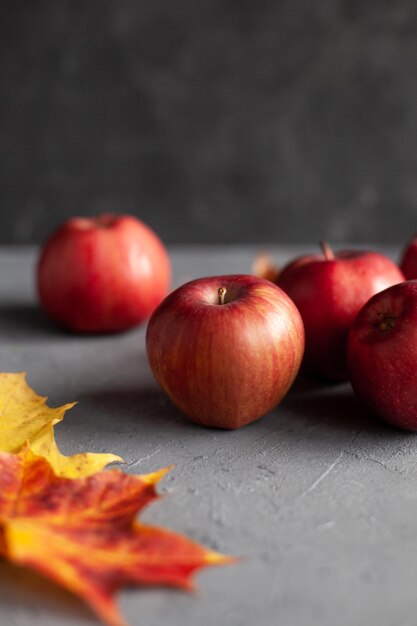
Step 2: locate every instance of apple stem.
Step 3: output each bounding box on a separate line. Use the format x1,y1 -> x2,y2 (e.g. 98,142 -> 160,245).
320,241 -> 335,261
218,287 -> 227,305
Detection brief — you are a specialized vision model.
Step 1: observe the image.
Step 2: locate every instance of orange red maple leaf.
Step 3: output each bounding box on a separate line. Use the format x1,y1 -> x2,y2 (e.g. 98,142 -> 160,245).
0,446 -> 232,626
252,252 -> 280,283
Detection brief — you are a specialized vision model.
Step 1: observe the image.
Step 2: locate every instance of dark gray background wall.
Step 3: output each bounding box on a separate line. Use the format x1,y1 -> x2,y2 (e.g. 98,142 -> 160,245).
1,1 -> 417,244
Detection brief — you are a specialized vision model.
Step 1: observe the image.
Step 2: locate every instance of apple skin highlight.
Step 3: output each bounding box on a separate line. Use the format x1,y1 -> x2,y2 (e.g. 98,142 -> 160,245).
146,274 -> 305,429
348,280 -> 417,431
277,246 -> 404,382
37,214 -> 171,333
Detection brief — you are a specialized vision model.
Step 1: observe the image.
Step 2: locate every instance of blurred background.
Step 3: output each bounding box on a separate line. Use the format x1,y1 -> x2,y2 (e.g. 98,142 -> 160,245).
1,0 -> 417,245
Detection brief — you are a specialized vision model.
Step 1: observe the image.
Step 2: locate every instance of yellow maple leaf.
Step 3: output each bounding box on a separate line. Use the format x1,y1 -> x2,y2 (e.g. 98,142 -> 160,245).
0,372 -> 122,477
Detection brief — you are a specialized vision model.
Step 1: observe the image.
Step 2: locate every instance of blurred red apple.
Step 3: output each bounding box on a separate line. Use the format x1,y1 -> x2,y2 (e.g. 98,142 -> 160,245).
146,274 -> 304,429
277,243 -> 404,381
400,235 -> 417,279
38,214 -> 170,332
347,280 -> 417,431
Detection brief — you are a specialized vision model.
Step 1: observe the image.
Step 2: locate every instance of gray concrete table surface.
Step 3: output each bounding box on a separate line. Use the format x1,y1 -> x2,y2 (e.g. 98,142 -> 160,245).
0,244 -> 416,626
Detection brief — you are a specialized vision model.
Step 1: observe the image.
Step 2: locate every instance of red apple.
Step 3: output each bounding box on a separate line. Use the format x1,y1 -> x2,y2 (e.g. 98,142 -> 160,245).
37,214 -> 170,332
400,235 -> 417,279
347,280 -> 417,430
277,243 -> 404,381
146,274 -> 305,429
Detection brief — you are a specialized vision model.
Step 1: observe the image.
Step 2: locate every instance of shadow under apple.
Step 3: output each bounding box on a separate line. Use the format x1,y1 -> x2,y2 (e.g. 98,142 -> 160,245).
0,303 -> 64,341
78,381 -> 385,440
288,370 -> 348,395
78,386 -> 192,432
0,302 -> 146,342
280,385 -> 402,436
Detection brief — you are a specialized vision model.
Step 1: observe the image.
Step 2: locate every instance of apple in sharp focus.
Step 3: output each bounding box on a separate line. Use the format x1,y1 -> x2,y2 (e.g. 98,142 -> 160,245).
400,235 -> 417,279
347,280 -> 417,431
276,243 -> 404,381
146,274 -> 305,429
37,214 -> 170,332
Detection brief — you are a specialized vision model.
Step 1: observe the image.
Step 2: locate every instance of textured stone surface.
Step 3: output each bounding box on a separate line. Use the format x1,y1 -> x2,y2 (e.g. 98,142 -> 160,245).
2,2 -> 417,244
0,245 -> 416,626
